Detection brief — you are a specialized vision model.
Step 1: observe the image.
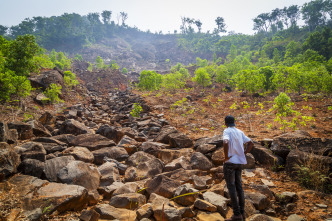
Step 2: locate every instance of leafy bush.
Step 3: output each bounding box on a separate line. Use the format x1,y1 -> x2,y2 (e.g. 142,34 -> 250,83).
75,54 -> 83,61
44,83 -> 63,103
138,70 -> 162,91
63,71 -> 79,89
193,67 -> 211,87
272,92 -> 294,116
50,50 -> 72,70
0,71 -> 32,101
122,68 -> 128,74
130,103 -> 143,118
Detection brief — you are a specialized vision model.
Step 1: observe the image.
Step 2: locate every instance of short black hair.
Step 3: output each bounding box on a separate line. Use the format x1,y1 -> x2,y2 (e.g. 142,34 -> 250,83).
225,115 -> 235,127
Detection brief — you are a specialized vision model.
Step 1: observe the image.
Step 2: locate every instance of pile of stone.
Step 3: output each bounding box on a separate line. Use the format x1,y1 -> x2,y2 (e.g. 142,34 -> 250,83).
1,90 -> 325,221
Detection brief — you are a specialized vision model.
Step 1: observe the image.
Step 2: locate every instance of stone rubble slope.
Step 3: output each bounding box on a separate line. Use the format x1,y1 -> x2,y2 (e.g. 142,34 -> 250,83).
0,90 -> 331,221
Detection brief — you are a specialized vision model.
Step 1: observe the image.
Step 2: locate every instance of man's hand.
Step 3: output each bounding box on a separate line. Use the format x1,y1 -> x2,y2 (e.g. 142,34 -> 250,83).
244,141 -> 254,154
223,156 -> 231,162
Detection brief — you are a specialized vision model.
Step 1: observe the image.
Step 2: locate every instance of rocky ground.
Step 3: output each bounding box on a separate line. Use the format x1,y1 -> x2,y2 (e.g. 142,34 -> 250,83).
0,68 -> 331,221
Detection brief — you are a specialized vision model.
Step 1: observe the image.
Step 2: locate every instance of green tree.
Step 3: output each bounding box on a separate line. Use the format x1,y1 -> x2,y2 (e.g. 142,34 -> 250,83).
215,65 -> 229,84
101,10 -> 112,24
138,70 -> 162,91
302,0 -> 327,31
95,56 -> 104,69
233,69 -> 265,93
44,83 -> 63,103
63,71 -> 79,89
273,48 -> 281,64
215,17 -> 227,34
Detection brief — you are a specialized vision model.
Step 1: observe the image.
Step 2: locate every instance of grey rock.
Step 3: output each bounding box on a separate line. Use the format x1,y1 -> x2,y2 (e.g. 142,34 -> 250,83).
94,204 -> 136,220
109,193 -> 146,210
79,209 -> 100,221
8,121 -> 34,140
44,155 -> 75,182
190,152 -> 213,171
18,159 -> 45,178
60,119 -> 93,135
62,146 -> 94,163
202,191 -> 229,216
70,134 -> 116,151
245,192 -> 270,210
98,162 -> 120,186
194,199 -> 217,212
92,147 -> 129,165
0,143 -> 21,178
164,156 -> 192,172
146,174 -> 181,199
173,184 -> 198,206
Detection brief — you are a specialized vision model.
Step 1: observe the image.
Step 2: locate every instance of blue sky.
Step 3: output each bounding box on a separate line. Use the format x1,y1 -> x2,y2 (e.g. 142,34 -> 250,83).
0,0 -> 310,34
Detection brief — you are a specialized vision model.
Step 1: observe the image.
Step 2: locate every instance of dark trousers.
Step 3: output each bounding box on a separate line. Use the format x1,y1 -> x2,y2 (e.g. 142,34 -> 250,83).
223,163 -> 245,216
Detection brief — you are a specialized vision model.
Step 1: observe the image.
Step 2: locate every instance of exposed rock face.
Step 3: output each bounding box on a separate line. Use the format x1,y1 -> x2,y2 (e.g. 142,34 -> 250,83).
44,155 -> 75,182
57,160 -> 100,190
0,122 -> 17,144
27,120 -> 52,137
18,159 -> 45,178
146,175 -> 181,198
29,69 -> 64,90
251,144 -> 284,167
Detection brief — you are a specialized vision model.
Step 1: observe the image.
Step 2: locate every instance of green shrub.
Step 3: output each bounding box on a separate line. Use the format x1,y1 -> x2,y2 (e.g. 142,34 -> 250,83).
130,103 -> 143,118
138,70 -> 162,91
63,71 -> 79,89
44,83 -> 63,103
193,67 -> 211,87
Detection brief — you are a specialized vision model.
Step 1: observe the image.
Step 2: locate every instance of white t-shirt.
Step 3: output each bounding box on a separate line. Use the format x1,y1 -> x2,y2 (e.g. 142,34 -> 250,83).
223,127 -> 251,164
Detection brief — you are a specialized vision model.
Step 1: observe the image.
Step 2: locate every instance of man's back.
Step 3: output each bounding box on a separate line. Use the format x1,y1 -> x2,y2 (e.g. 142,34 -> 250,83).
223,127 -> 250,164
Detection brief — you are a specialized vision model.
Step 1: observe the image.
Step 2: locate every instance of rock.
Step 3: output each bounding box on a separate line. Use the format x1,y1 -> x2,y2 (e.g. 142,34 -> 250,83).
248,184 -> 274,199
26,182 -> 88,214
245,192 -> 270,210
190,152 -> 213,171
194,199 -> 218,212
260,179 -> 275,187
179,206 -> 195,218
60,119 -> 93,135
18,159 -> 45,178
195,134 -> 223,148
79,209 -> 100,221
251,144 -> 284,167
154,126 -> 178,144
168,133 -> 193,148
104,157 -> 128,175
0,122 -> 17,144
165,156 -> 192,172
98,162 -> 120,186
113,182 -> 139,196
126,151 -> 164,179
211,148 -> 225,166
247,214 -> 281,221
7,121 -> 34,140
153,205 -> 181,221
158,148 -> 194,164
0,143 -> 21,178
23,208 -> 43,221
44,155 -> 75,182
271,131 -> 332,159
286,214 -> 306,221
62,146 -> 94,163
196,211 -> 225,221
140,141 -> 168,157
244,199 -> 257,219
70,134 -> 116,151
96,125 -> 125,143
27,120 -> 52,137
146,174 -> 181,198
202,191 -> 229,216
57,161 -> 100,190
110,193 -> 146,209
285,149 -> 332,178
87,189 -> 100,206
124,166 -> 137,182
98,182 -> 124,198
51,134 -> 76,145
197,143 -> 217,154
92,147 -> 129,165
173,184 -> 199,206
208,181 -> 226,196
31,137 -> 67,154
39,112 -> 56,126
29,69 -> 64,90
243,153 -> 256,169
275,192 -> 297,204
7,174 -> 48,198
94,204 -> 137,220
162,168 -> 207,183
148,193 -> 171,209
136,203 -> 153,219
191,175 -> 212,190
20,142 -> 47,162
117,135 -> 140,154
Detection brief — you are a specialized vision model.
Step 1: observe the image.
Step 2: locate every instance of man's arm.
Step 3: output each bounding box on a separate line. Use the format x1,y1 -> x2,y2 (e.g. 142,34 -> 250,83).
223,139 -> 230,162
244,141 -> 254,154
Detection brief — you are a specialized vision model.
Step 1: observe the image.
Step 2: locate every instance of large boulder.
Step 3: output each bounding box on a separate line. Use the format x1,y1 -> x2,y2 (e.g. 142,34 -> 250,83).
94,204 -> 137,220
164,156 -> 192,172
19,142 -> 47,162
145,174 -> 181,198
60,119 -> 93,135
92,147 -> 129,165
190,152 -> 213,171
62,146 -> 94,163
109,193 -> 146,210
285,149 -> 332,177
245,192 -> 270,210
157,148 -> 194,164
126,151 -> 164,179
139,141 -> 168,157
96,125 -> 125,143
7,121 -> 34,140
153,126 -> 178,144
57,160 -> 100,190
251,144 -> 284,167
27,120 -> 52,137
0,142 -> 21,179
25,182 -> 89,214
29,69 -> 64,90
44,155 -> 75,182
271,131 -> 332,159
173,184 -> 198,206
31,137 -> 67,154
38,112 -> 56,126
0,121 -> 18,144
117,135 -> 141,154
98,162 -> 120,186
18,159 -> 45,178
195,134 -> 223,148
168,133 -> 193,148
202,191 -> 229,216
70,134 -> 116,151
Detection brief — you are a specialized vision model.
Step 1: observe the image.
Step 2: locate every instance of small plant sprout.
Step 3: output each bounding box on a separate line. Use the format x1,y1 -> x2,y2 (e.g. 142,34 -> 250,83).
130,103 -> 143,118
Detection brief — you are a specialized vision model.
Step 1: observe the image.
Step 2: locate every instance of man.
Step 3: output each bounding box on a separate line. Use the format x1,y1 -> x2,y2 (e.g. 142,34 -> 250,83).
223,115 -> 253,221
